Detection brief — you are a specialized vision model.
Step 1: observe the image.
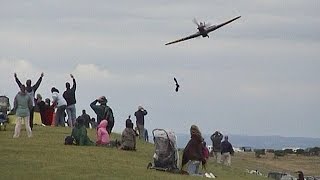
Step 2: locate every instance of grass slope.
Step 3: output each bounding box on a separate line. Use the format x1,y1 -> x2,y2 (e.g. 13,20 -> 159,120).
0,125 -> 317,180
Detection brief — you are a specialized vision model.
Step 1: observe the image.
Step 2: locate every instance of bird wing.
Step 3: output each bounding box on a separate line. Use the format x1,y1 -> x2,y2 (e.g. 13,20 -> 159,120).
165,32 -> 201,45
174,77 -> 178,84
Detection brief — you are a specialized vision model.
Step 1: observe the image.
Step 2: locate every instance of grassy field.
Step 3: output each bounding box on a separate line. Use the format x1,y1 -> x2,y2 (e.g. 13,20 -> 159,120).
0,125 -> 319,180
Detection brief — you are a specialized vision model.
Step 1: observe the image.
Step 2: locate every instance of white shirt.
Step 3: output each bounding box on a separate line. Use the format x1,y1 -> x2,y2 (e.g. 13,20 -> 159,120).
52,92 -> 67,107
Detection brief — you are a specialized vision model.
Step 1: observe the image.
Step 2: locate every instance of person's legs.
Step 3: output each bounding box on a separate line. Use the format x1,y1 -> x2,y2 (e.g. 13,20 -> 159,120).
66,105 -> 72,126
225,152 -> 231,166
187,161 -> 201,175
137,124 -> 144,139
13,117 -> 22,138
221,152 -> 231,166
29,106 -> 34,130
24,116 -> 32,137
215,151 -> 221,163
56,106 -> 66,127
221,153 -> 226,165
70,104 -> 76,127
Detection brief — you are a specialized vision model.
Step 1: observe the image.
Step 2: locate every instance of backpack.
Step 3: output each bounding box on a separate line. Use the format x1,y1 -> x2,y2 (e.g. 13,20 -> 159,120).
104,106 -> 114,123
64,136 -> 75,145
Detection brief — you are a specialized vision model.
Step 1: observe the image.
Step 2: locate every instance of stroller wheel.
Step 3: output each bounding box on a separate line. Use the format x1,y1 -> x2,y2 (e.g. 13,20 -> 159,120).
147,162 -> 152,169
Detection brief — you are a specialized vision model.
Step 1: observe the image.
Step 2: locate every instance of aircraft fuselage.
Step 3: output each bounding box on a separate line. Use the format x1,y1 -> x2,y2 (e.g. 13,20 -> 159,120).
197,26 -> 208,37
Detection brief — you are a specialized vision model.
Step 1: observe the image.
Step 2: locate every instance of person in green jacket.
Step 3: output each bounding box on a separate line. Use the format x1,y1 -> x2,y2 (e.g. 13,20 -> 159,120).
13,85 -> 33,138
71,117 -> 94,146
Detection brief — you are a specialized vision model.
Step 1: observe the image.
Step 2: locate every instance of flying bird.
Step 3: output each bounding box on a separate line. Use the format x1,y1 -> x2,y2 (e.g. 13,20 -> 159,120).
165,16 -> 241,45
174,77 -> 180,92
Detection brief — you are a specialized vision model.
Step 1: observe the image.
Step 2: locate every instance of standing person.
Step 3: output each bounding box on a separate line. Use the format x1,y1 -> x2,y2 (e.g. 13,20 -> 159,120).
14,72 -> 44,130
210,131 -> 223,163
35,94 -> 46,126
63,74 -> 77,127
51,87 -> 67,127
220,136 -> 234,166
90,96 -> 114,134
144,128 -> 149,142
13,85 -> 33,138
134,106 -> 147,139
80,109 -> 91,128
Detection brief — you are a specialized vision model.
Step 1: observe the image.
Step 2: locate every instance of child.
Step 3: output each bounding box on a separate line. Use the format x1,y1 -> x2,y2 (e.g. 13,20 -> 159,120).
203,141 -> 210,161
96,120 -> 110,146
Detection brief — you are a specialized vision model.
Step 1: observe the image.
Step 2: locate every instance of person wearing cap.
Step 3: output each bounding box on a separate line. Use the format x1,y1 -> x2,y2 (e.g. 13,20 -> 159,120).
134,106 -> 148,140
90,96 -> 114,134
220,135 -> 234,166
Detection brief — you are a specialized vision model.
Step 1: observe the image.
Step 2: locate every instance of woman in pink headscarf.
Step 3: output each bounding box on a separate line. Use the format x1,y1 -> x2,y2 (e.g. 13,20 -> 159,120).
96,119 -> 110,146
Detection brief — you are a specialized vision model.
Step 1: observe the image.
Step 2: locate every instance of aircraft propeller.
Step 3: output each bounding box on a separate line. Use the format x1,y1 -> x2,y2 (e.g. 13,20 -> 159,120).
192,18 -> 200,27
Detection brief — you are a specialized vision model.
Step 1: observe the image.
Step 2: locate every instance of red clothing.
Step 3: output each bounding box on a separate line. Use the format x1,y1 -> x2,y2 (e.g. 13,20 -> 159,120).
203,146 -> 209,159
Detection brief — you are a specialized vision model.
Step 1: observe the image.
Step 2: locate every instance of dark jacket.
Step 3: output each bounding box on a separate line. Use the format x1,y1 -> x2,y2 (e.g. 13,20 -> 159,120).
181,133 -> 205,168
90,100 -> 108,124
210,132 -> 223,152
81,113 -> 91,128
134,109 -> 147,125
221,140 -> 234,154
63,78 -> 76,106
90,100 -> 114,133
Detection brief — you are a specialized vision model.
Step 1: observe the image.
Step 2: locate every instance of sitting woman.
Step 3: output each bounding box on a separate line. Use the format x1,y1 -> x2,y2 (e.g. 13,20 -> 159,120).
119,119 -> 136,151
71,117 -> 94,146
181,125 -> 206,176
96,119 -> 110,146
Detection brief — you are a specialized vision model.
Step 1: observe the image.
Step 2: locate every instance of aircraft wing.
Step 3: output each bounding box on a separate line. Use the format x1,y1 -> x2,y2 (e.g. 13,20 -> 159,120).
165,32 -> 201,45
205,16 -> 241,33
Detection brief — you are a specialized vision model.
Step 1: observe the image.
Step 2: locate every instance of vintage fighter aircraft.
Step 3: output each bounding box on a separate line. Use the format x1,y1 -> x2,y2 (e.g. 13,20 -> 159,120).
165,16 -> 241,45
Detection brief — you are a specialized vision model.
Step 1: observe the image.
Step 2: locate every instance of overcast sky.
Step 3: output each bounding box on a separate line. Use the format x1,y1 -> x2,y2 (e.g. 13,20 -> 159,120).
1,1 -> 319,138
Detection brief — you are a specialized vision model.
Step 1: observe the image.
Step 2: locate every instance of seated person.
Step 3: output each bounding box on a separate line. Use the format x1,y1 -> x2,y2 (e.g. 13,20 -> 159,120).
119,119 -> 136,151
96,119 -> 110,146
181,125 -> 206,176
71,117 -> 94,146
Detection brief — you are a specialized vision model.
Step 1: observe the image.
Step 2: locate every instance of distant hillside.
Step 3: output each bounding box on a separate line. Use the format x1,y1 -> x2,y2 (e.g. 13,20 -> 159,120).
175,134 -> 320,150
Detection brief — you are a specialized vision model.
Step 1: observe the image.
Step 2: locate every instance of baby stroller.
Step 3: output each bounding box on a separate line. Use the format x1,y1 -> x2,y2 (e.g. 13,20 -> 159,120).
147,129 -> 179,172
0,96 -> 10,131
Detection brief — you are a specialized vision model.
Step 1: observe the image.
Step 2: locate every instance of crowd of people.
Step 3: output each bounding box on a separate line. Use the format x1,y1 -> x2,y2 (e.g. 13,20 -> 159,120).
11,72 -> 149,149
10,72 -> 236,177
180,125 -> 234,177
